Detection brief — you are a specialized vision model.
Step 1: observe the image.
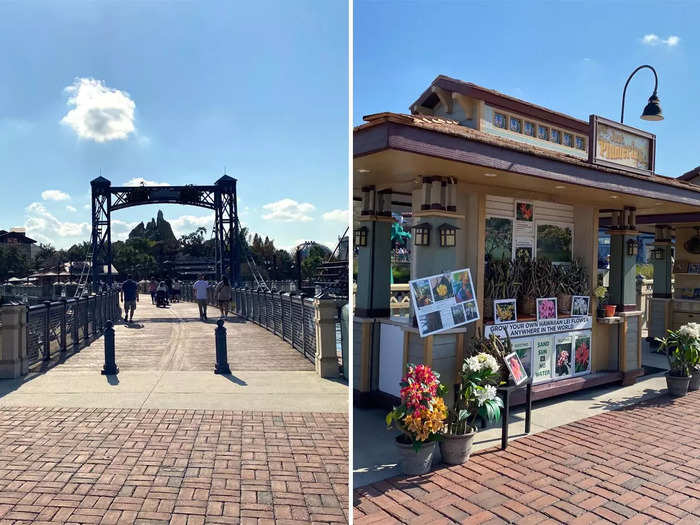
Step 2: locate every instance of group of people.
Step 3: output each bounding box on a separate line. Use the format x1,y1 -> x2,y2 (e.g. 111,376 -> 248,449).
119,274 -> 232,323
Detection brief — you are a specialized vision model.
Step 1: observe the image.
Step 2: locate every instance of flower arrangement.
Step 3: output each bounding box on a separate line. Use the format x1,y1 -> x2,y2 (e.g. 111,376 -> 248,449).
386,364 -> 448,449
446,351 -> 504,435
657,323 -> 700,377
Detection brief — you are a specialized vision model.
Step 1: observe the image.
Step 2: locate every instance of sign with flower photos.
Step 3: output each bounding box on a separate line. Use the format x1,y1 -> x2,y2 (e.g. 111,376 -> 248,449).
409,268 -> 479,337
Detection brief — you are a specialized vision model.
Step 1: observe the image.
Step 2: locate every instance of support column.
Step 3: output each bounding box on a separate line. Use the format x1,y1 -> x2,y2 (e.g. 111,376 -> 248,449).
607,208 -> 643,384
648,225 -> 673,341
0,305 -> 28,379
314,298 -> 340,378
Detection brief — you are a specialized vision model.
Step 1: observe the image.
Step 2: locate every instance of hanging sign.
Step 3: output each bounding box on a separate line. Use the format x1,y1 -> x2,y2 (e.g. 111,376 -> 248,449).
589,115 -> 655,176
409,268 -> 480,337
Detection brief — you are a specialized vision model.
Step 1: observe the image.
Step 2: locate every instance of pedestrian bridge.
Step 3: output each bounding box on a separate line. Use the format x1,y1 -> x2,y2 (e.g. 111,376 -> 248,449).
0,294 -> 347,412
63,295 -> 315,372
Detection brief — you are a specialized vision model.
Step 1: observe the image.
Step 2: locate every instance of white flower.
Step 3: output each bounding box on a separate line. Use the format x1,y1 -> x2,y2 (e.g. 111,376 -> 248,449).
475,385 -> 497,406
481,354 -> 500,374
679,323 -> 700,338
465,356 -> 482,372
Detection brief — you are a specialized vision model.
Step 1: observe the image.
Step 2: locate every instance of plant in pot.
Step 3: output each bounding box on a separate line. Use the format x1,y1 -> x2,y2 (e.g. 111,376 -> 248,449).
386,364 -> 448,475
484,259 -> 521,321
518,258 -> 557,317
556,258 -> 589,315
656,324 -> 700,397
593,285 -> 616,317
441,340 -> 504,464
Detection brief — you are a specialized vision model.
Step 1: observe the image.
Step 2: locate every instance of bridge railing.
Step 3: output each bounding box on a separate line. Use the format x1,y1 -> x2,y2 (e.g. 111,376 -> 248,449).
24,292 -> 121,366
179,283 -> 342,377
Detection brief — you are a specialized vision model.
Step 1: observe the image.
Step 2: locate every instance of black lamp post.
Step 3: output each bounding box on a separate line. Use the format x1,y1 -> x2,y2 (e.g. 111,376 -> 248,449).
621,65 -> 664,124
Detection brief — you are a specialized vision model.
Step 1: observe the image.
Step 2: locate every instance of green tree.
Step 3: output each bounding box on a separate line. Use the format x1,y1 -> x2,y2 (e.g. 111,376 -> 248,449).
0,247 -> 32,282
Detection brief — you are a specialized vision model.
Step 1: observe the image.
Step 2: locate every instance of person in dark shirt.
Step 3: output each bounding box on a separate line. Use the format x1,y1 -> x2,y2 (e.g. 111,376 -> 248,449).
120,275 -> 139,323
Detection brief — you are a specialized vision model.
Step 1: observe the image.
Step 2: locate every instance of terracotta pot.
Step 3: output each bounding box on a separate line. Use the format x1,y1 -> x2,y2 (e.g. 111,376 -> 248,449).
666,373 -> 691,397
689,367 -> 700,391
557,293 -> 572,315
395,438 -> 435,476
604,305 -> 617,317
439,429 -> 476,465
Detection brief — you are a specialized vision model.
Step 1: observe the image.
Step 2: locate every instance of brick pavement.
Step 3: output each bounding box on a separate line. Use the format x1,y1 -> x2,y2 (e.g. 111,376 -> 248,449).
354,391 -> 700,524
56,295 -> 313,372
0,407 -> 348,524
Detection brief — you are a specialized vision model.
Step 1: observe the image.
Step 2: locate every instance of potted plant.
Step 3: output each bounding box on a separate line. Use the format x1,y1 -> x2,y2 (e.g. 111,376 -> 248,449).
484,259 -> 521,320
593,286 -> 616,317
656,324 -> 700,397
441,339 -> 504,464
386,364 -> 448,475
556,258 -> 589,315
519,258 -> 556,317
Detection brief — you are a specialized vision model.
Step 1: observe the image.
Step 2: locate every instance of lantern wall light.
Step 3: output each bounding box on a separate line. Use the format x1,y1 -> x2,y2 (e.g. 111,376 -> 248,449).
627,238 -> 639,257
354,226 -> 368,247
653,247 -> 665,260
438,223 -> 458,247
412,223 -> 431,246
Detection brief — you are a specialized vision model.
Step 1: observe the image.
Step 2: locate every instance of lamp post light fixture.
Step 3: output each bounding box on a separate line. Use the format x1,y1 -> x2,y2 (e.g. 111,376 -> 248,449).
621,65 -> 663,124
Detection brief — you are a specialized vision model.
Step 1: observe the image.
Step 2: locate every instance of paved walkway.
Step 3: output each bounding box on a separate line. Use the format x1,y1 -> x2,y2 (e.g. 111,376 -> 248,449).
0,295 -> 349,523
354,390 -> 700,524
0,407 -> 348,524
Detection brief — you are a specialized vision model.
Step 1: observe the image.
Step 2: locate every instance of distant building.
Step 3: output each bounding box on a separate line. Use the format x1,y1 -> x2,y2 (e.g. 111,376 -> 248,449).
0,228 -> 38,259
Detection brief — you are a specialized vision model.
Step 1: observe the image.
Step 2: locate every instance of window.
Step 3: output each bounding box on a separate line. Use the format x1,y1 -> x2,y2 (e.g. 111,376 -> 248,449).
494,112 -> 507,129
537,125 -> 549,140
550,129 -> 561,144
563,133 -> 573,147
509,117 -> 522,133
575,136 -> 586,150
524,122 -> 535,136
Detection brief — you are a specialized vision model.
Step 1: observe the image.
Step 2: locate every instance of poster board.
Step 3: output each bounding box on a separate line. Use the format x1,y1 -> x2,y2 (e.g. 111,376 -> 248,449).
505,352 -> 528,385
512,338 -> 533,378
533,336 -> 553,384
409,268 -> 480,337
573,331 -> 592,376
554,333 -> 573,379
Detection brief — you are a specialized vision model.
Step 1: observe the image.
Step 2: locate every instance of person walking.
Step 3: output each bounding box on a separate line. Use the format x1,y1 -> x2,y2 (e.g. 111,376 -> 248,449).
214,276 -> 232,319
149,277 -> 158,304
193,275 -> 210,320
171,279 -> 181,302
121,274 -> 139,323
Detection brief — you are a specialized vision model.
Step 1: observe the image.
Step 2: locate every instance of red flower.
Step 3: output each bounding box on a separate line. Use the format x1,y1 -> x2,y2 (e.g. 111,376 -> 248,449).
576,342 -> 589,366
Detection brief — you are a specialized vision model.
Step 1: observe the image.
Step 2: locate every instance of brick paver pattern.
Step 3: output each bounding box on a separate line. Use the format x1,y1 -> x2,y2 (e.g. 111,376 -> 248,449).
57,294 -> 313,372
354,391 -> 700,524
0,407 -> 348,524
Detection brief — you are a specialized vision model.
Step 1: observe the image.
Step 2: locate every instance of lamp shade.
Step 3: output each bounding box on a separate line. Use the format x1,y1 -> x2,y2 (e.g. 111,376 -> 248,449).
641,93 -> 663,121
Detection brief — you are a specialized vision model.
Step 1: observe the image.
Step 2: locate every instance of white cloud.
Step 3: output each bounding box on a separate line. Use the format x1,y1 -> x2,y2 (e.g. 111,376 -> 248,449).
642,34 -> 680,47
83,204 -> 91,210
111,219 -> 138,241
123,177 -> 170,187
262,198 -> 315,222
25,202 -> 90,239
321,209 -> 348,223
60,77 -> 136,142
66,205 -> 77,212
42,189 -> 70,201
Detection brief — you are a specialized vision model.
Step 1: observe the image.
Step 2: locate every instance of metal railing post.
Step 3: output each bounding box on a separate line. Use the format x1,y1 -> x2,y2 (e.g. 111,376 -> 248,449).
60,298 -> 67,352
72,300 -> 79,351
214,319 -> 231,375
43,301 -> 51,361
101,320 -> 118,375
82,298 -> 89,342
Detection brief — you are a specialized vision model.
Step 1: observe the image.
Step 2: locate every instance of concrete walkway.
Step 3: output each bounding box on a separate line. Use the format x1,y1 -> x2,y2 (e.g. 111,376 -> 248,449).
355,390 -> 700,524
354,342 -> 669,487
0,296 -> 347,413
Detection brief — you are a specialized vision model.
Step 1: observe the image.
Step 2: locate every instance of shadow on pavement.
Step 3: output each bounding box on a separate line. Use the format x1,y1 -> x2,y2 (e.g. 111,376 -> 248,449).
105,374 -> 120,386
221,374 -> 247,386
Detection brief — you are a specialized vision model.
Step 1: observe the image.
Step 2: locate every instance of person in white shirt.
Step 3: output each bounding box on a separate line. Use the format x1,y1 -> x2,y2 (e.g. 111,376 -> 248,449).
193,275 -> 210,320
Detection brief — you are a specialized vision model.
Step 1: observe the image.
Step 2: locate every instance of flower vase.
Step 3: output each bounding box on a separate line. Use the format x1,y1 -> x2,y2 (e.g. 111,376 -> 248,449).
395,437 -> 435,475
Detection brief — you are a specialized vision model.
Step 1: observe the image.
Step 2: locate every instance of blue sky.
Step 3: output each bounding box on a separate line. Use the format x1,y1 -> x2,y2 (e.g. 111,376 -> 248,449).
355,1 -> 696,179
0,1 -> 348,251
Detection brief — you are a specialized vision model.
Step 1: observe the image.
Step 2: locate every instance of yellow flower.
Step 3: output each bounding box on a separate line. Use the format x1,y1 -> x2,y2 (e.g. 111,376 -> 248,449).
437,284 -> 448,297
